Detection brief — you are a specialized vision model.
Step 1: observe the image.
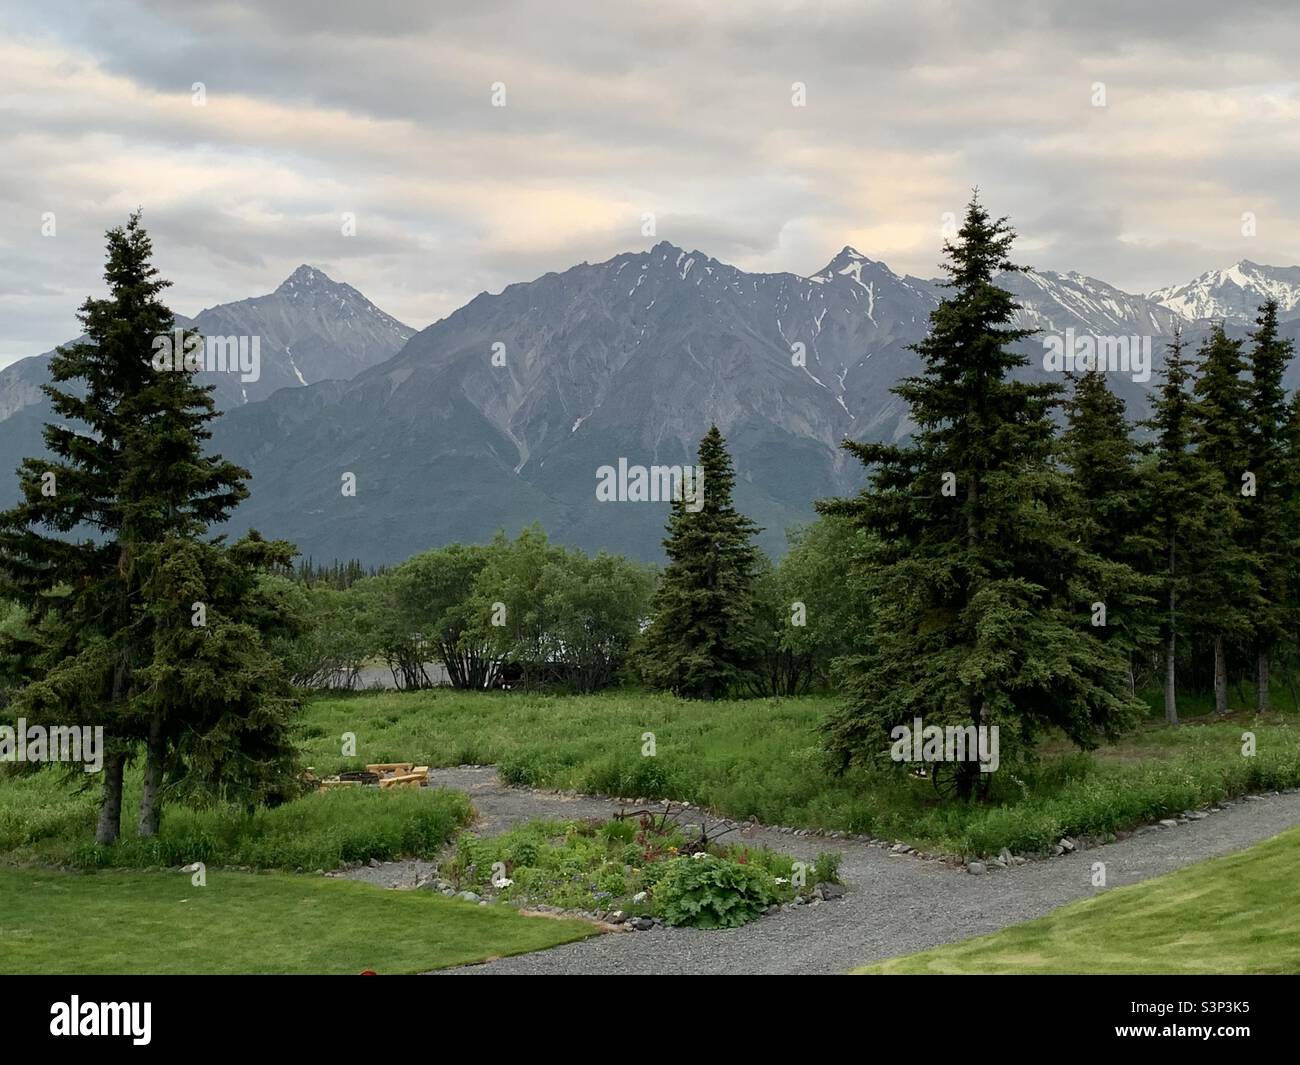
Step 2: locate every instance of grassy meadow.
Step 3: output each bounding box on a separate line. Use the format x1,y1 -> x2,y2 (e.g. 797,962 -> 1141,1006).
297,688 -> 1300,858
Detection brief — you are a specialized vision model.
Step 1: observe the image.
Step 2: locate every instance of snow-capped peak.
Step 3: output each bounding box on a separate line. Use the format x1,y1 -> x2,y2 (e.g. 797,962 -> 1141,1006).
808,246 -> 896,288
1149,260 -> 1300,322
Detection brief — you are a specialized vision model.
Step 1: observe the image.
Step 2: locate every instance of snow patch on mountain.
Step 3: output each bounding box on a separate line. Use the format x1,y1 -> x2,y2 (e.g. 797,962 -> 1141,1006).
1149,261 -> 1300,322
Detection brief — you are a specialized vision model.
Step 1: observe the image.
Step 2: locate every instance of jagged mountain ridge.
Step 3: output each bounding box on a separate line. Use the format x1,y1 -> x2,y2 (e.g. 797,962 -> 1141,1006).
1149,260 -> 1300,323
0,265 -> 413,419
208,243 -> 1239,563
4,247 -> 1300,563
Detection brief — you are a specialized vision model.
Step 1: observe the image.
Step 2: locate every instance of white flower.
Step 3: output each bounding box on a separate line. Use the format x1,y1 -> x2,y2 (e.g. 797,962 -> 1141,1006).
494,877 -> 514,888
633,891 -> 648,903
691,850 -> 709,859
775,877 -> 789,885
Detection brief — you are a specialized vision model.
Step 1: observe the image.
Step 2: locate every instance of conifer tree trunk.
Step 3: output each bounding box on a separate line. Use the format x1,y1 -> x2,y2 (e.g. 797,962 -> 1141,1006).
1213,636 -> 1228,715
97,650 -> 132,844
1165,545 -> 1178,726
137,711 -> 164,837
1258,649 -> 1271,713
1164,631 -> 1178,725
95,752 -> 126,845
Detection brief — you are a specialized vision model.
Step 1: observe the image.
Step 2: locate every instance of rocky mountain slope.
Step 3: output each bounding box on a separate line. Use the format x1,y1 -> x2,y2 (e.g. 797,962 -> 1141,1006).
4,248 -> 1299,563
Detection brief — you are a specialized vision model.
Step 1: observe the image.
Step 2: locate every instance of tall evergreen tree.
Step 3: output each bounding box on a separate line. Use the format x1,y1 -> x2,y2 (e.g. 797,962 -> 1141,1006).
1060,367 -> 1158,690
817,196 -> 1142,797
0,213 -> 252,841
1142,332 -> 1228,723
640,426 -> 762,699
1241,300 -> 1296,710
1189,323 -> 1258,713
137,532 -> 302,809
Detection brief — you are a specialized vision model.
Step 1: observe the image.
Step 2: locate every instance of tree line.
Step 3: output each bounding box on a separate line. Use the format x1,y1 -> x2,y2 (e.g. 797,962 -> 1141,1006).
635,196 -> 1300,798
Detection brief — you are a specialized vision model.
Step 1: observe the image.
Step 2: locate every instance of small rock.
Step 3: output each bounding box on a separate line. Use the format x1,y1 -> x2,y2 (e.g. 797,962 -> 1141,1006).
1059,838 -> 1075,852
1053,845 -> 1065,856
368,858 -> 381,869
967,862 -> 986,875
816,882 -> 846,900
440,887 -> 455,896
607,910 -> 627,924
1186,811 -> 1207,820
999,847 -> 1013,864
1158,819 -> 1178,828
632,917 -> 655,931
456,890 -> 482,903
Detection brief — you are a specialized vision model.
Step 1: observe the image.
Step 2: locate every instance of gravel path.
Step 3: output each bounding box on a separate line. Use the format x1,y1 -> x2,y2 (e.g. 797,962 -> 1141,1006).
341,767 -> 1300,974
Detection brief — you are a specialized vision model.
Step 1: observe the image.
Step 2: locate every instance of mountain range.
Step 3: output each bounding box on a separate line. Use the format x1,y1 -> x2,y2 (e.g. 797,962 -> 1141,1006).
3,247 -> 1300,563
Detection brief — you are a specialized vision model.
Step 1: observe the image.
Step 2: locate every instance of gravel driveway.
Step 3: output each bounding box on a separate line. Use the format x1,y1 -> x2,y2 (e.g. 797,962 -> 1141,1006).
342,767 -> 1300,975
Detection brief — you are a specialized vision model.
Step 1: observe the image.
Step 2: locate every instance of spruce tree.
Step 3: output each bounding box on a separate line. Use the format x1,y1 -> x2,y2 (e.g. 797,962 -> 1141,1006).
817,196 -> 1142,797
0,212 -> 251,841
1060,367 -> 1158,690
1189,323 -> 1258,713
1241,300 -> 1296,710
1142,332 -> 1231,723
137,532 -> 302,809
640,425 -> 762,699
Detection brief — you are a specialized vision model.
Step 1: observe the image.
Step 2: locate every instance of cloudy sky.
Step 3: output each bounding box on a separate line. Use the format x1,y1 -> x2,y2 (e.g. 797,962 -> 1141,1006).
2,0 -> 1298,364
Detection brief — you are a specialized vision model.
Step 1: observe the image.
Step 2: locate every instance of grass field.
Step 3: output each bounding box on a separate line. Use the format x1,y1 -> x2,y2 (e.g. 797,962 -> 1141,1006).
4,688 -> 1300,868
0,771 -> 472,869
299,688 -> 1300,857
0,866 -> 596,974
857,824 -> 1300,974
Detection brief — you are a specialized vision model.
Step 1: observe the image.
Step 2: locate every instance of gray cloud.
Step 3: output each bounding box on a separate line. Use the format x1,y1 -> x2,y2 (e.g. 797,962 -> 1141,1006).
2,0 -> 1298,362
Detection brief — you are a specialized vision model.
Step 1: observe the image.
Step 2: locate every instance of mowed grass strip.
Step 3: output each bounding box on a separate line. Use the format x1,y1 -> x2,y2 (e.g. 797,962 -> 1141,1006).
301,689 -> 1300,857
857,825 -> 1300,975
0,866 -> 597,974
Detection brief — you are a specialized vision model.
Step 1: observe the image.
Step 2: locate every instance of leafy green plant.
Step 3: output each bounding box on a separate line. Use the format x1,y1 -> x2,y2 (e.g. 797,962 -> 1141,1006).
654,854 -> 780,929
599,818 -> 636,845
813,851 -> 842,884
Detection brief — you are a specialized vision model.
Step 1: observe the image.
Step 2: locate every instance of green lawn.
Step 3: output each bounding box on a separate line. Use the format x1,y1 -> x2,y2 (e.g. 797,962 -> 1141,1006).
300,689 -> 1300,856
0,866 -> 597,974
858,825 -> 1300,974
